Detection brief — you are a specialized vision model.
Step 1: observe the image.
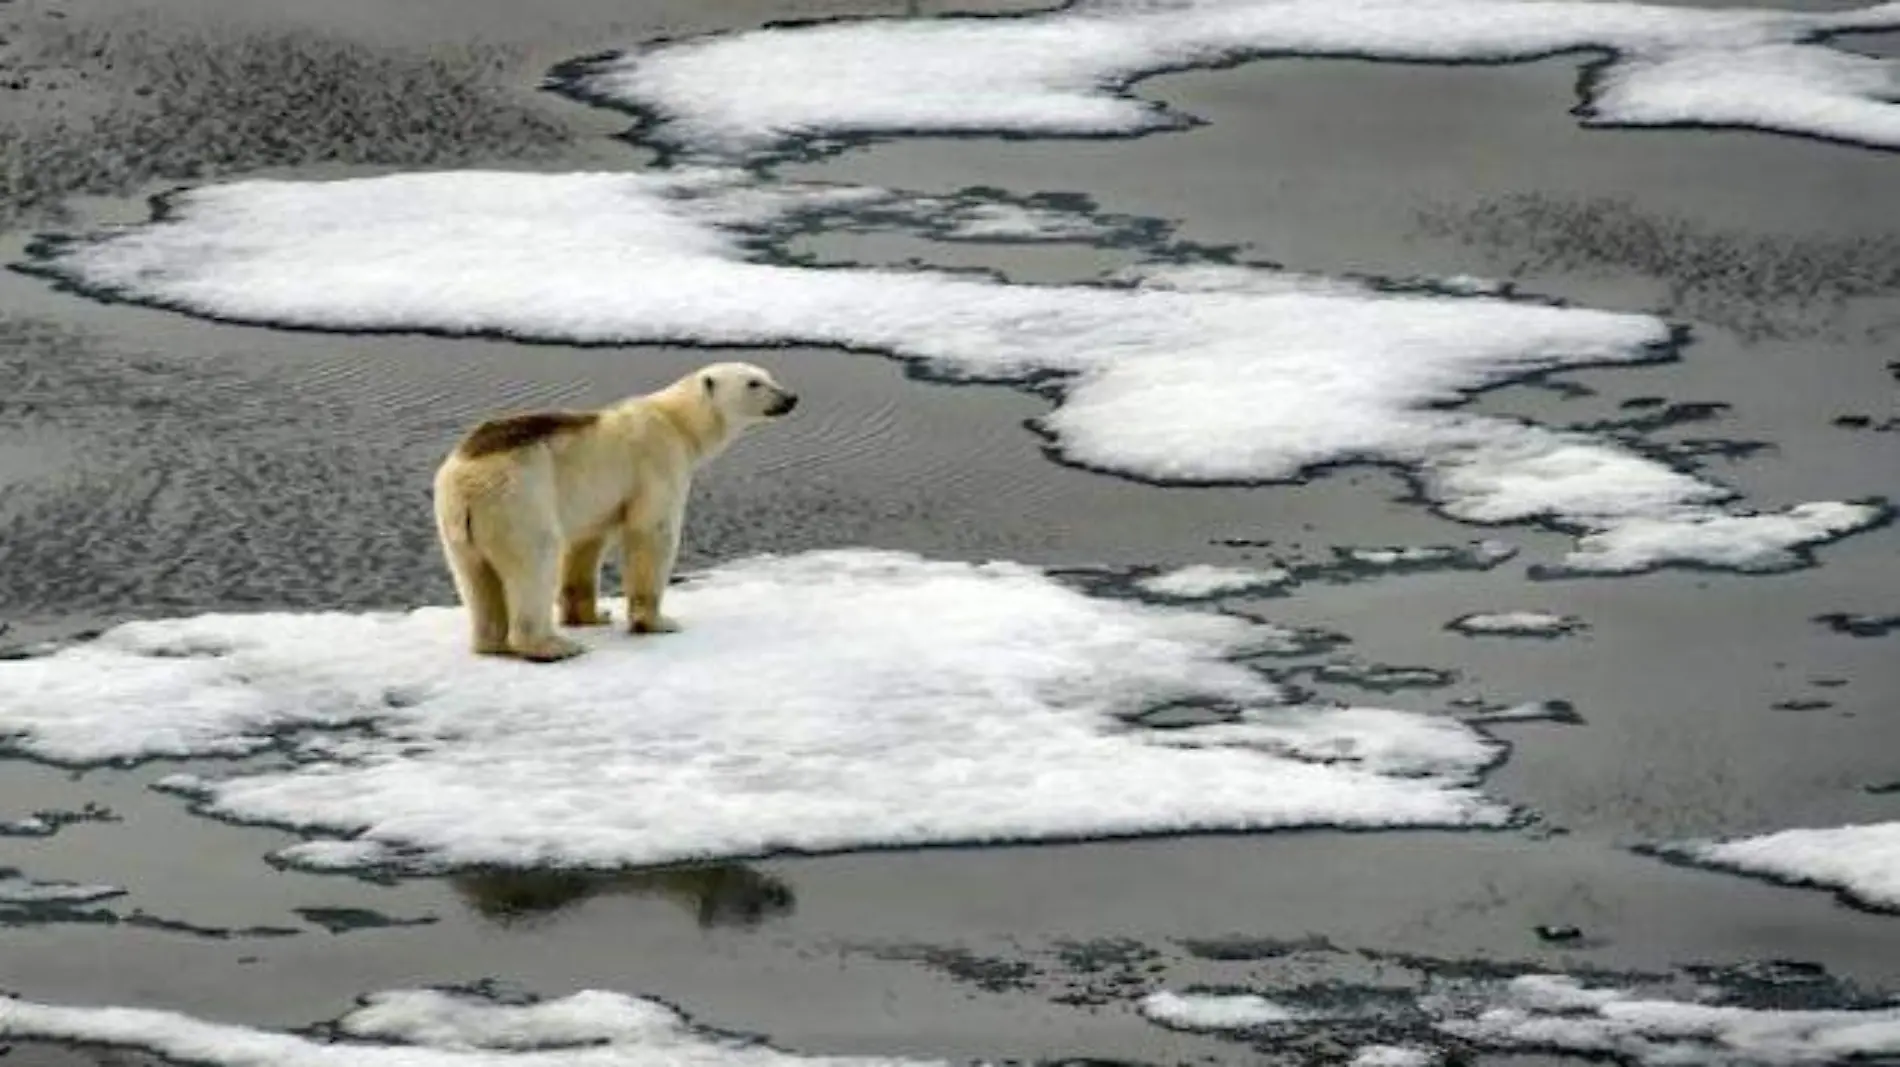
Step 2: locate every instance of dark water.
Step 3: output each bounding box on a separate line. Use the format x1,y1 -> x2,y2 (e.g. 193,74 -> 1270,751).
1,0 -> 1898,1064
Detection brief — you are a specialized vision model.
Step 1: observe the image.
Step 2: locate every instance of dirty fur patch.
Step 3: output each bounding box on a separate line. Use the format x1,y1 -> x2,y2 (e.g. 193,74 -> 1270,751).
455,411 -> 599,459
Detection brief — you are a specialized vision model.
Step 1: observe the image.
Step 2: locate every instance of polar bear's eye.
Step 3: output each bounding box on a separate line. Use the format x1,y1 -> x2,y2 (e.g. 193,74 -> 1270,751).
747,380 -> 761,390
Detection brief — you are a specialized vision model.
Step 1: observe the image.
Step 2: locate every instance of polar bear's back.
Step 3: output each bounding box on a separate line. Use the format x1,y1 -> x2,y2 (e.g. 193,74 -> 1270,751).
434,400 -> 695,550
455,411 -> 601,460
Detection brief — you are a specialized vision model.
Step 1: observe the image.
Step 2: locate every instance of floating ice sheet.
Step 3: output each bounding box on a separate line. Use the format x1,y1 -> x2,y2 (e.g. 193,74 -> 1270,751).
0,550 -> 1508,873
1658,822 -> 1900,912
1349,1048 -> 1437,1067
1337,543 -> 1518,571
11,975 -> 1900,1067
1137,973 -> 1900,1064
1136,564 -> 1291,599
28,170 -> 1883,574
1441,973 -> 1900,1064
937,202 -> 1118,241
1558,503 -> 1885,575
1139,991 -> 1303,1030
1446,611 -> 1584,637
0,987 -> 936,1067
557,0 -> 1900,159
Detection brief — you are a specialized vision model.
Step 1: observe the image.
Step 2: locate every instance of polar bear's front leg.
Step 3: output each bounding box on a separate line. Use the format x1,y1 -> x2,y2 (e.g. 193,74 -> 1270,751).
624,515 -> 682,635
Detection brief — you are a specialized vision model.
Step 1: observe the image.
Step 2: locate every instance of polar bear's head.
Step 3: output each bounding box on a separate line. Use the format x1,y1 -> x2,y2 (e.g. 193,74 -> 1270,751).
698,361 -> 798,425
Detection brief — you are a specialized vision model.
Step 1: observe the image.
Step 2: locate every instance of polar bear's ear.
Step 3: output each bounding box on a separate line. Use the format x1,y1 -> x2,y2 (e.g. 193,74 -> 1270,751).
702,374 -> 716,397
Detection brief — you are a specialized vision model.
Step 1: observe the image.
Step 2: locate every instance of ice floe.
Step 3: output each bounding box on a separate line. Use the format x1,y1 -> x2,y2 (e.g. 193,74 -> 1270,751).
0,987 -> 932,1066
1137,972 -> 1900,1064
1335,542 -> 1519,572
1141,705 -> 1499,778
12,974 -> 1899,1067
1136,564 -> 1291,599
1440,973 -> 1900,1064
556,0 -> 1900,159
27,169 -> 1884,574
1349,1047 -> 1437,1067
1138,990 -> 1302,1030
935,201 -> 1120,241
0,550 -> 1508,873
1657,822 -> 1900,913
1445,611 -> 1585,637
1557,502 -> 1885,575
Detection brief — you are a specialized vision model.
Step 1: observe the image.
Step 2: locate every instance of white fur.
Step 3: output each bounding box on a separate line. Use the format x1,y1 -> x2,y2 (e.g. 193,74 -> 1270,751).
431,362 -> 796,661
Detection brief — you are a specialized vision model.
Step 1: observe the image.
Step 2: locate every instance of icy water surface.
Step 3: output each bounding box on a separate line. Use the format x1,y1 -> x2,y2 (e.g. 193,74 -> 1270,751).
2,1 -> 1899,1065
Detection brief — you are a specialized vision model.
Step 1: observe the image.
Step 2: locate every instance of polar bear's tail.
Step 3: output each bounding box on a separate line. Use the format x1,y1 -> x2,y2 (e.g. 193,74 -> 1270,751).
435,477 -> 477,550
432,462 -> 476,551
443,504 -> 476,548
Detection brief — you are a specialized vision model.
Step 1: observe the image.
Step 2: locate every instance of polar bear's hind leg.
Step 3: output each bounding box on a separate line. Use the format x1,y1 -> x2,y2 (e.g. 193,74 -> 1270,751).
446,544 -> 510,656
494,526 -> 585,662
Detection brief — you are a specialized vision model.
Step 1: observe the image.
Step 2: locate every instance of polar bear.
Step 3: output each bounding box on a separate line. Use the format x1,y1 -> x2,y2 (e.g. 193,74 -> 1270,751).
432,362 -> 797,662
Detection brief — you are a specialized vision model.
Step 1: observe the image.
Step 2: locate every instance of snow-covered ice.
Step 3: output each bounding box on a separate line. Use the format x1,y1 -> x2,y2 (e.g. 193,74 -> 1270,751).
1658,822 -> 1900,912
937,202 -> 1117,241
1440,973 -> 1900,1064
0,550 -> 1509,873
1136,564 -> 1291,599
1340,542 -> 1518,571
1138,990 -> 1302,1030
13,974 -> 1896,1067
1558,502 -> 1886,575
1446,611 -> 1585,637
1349,1047 -> 1437,1067
557,0 -> 1900,159
1133,974 -> 1900,1065
29,169 -> 1884,574
1141,705 -> 1501,779
0,987 -> 938,1066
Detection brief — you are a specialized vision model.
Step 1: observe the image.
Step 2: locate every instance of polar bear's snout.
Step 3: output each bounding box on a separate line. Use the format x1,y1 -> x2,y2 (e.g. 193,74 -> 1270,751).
715,363 -> 796,421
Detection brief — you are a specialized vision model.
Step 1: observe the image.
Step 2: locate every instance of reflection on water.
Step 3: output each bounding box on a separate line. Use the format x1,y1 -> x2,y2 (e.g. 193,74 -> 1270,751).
451,862 -> 794,929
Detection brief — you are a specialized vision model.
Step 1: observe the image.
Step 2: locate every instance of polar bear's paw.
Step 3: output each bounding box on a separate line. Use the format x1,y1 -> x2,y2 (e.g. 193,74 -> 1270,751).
512,634 -> 589,662
631,614 -> 682,635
